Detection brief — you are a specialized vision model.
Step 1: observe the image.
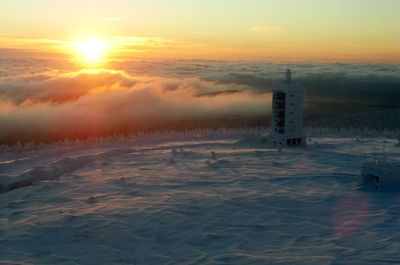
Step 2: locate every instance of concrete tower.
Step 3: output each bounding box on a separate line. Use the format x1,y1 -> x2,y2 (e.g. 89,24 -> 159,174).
271,69 -> 305,146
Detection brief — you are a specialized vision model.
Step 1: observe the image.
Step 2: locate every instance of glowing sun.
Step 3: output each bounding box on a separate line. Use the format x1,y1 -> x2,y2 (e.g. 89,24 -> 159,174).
72,39 -> 108,65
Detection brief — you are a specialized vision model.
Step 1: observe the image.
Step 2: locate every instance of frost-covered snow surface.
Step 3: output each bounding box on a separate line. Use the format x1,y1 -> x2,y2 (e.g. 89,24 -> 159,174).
1,132 -> 400,265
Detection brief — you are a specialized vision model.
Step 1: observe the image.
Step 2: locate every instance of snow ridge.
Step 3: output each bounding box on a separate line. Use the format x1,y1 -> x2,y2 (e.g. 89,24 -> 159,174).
0,148 -> 136,193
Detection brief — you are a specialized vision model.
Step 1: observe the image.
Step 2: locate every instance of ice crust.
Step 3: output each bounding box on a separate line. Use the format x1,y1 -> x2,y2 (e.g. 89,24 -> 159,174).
1,133 -> 400,264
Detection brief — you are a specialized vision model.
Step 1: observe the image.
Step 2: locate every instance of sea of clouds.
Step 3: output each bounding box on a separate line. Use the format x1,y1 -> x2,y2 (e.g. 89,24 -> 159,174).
0,55 -> 399,144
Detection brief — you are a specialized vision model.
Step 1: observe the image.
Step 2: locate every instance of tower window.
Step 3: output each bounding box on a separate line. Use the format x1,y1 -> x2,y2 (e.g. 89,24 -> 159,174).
275,93 -> 286,100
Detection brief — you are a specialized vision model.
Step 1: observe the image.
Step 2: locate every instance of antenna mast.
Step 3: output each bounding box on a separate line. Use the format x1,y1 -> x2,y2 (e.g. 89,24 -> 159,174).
285,69 -> 292,84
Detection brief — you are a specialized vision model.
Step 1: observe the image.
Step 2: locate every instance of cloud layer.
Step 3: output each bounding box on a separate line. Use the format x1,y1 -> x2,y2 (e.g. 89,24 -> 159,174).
0,69 -> 271,144
1,57 -> 399,144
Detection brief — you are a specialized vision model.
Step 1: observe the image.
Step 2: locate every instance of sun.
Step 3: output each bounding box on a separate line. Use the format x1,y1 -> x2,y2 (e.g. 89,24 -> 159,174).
72,38 -> 108,66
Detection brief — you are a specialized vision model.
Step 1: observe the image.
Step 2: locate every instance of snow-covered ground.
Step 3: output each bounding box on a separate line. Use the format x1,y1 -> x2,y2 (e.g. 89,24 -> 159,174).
1,132 -> 399,265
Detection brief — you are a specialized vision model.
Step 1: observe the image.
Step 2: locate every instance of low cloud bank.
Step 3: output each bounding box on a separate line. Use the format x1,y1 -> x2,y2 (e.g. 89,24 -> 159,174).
1,58 -> 399,144
209,73 -> 400,106
0,70 -> 271,144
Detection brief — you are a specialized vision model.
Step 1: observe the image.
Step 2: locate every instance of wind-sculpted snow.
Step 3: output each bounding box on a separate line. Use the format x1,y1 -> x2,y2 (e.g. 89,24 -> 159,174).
0,148 -> 137,193
1,133 -> 399,264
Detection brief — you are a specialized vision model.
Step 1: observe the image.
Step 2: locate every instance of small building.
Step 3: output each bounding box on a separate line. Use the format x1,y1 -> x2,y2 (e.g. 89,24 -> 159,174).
271,69 -> 305,146
362,161 -> 400,191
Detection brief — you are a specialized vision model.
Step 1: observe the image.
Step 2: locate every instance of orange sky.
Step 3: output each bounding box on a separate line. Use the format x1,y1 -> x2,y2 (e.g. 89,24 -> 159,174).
0,0 -> 399,63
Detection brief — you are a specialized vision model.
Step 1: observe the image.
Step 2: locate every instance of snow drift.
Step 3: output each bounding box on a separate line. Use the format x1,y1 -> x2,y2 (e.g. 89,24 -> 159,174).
1,133 -> 399,264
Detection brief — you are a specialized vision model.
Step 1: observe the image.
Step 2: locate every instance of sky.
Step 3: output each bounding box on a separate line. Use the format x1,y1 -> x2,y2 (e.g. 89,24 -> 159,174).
0,0 -> 400,144
0,0 -> 399,62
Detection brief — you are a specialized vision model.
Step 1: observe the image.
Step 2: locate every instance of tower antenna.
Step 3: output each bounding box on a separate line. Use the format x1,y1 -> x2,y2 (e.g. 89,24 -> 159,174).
285,69 -> 292,84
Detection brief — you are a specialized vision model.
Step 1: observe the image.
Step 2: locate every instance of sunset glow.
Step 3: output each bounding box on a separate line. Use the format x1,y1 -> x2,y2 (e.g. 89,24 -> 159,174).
0,0 -> 398,63
1,2 -> 400,263
72,39 -> 109,65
